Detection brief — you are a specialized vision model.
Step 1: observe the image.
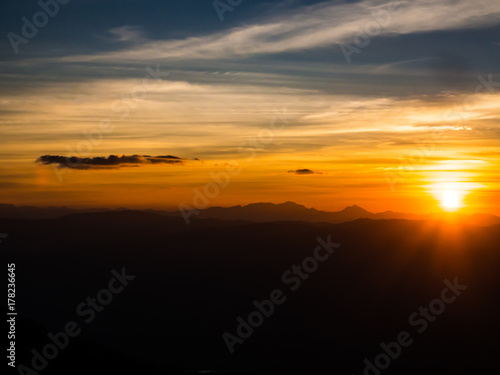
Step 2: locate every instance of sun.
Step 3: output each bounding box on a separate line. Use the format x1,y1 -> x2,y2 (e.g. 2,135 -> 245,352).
427,169 -> 484,214
440,189 -> 463,211
428,181 -> 471,212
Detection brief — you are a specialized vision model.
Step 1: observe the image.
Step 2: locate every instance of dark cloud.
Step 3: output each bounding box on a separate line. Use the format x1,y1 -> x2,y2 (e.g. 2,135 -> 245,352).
288,169 -> 322,175
147,155 -> 183,163
36,155 -> 184,170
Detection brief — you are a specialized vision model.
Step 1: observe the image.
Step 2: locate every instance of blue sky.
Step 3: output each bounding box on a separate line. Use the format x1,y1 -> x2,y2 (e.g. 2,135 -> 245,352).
1,0 -> 499,95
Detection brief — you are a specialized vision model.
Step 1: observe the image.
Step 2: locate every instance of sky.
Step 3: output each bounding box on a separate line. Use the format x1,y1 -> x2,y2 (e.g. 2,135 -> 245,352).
1,0 -> 500,214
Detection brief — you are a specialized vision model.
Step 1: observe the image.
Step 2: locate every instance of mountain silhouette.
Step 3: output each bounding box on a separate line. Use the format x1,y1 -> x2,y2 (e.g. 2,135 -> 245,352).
182,201 -> 500,226
2,201 -> 500,226
0,203 -> 110,220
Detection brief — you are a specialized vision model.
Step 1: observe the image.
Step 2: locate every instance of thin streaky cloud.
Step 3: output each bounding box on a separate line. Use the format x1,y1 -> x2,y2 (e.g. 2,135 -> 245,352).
51,0 -> 500,63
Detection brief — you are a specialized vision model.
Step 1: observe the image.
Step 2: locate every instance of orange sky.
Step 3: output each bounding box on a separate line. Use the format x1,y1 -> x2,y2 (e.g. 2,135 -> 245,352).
0,80 -> 499,214
1,84 -> 499,214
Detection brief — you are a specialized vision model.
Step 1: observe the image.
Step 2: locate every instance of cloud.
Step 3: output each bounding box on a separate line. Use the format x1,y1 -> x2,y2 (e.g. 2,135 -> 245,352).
36,154 -> 184,169
147,155 -> 183,163
56,0 -> 500,63
288,169 -> 323,175
107,26 -> 145,43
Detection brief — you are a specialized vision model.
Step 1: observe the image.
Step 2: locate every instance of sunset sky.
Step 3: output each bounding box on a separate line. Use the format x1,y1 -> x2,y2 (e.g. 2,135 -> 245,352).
1,0 -> 500,214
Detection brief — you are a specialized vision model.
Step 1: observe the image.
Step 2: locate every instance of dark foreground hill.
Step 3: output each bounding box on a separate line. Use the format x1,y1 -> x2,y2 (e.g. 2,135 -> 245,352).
1,211 -> 499,374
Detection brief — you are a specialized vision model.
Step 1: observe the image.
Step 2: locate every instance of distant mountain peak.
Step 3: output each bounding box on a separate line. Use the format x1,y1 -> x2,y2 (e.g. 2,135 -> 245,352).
243,201 -> 307,210
341,204 -> 369,213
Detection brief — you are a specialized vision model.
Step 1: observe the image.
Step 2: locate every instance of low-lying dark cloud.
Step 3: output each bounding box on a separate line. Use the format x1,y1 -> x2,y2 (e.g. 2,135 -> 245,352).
36,154 -> 184,169
288,169 -> 322,175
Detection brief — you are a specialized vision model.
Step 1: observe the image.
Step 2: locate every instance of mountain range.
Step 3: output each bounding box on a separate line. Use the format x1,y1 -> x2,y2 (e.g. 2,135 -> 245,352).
2,201 -> 500,226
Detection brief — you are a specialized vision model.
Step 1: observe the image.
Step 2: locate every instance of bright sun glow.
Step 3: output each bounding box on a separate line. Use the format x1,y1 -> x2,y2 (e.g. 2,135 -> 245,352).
428,181 -> 476,212
427,169 -> 484,213
440,189 -> 463,211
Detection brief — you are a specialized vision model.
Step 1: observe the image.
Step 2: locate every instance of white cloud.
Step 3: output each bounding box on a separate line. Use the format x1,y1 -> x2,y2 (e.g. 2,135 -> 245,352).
59,0 -> 500,63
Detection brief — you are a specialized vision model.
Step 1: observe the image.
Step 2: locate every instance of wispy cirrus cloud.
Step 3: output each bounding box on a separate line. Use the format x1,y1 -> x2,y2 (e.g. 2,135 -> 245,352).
56,0 -> 500,63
